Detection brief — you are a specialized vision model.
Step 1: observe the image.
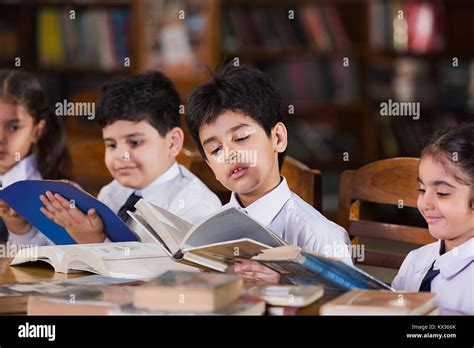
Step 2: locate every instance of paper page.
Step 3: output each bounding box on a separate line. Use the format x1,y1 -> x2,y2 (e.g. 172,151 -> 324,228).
182,207 -> 285,249
71,242 -> 167,261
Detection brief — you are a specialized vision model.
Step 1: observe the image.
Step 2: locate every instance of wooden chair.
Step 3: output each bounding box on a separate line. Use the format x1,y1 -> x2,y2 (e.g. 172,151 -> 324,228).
69,139 -> 112,196
282,156 -> 322,212
337,157 -> 436,269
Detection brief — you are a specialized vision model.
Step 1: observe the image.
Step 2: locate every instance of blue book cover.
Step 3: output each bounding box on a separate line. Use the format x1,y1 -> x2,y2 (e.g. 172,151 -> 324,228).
300,252 -> 392,291
0,180 -> 137,245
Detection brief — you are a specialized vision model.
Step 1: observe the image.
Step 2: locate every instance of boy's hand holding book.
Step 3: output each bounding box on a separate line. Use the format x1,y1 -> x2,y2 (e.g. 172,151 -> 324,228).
231,259 -> 281,284
0,199 -> 32,235
39,191 -> 106,243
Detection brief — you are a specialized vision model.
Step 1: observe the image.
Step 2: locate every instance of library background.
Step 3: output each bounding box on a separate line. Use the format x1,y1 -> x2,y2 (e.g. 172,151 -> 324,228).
0,0 -> 473,283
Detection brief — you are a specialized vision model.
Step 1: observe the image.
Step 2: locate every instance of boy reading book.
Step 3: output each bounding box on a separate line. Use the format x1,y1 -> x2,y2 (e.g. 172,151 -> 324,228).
186,63 -> 352,283
40,71 -> 221,244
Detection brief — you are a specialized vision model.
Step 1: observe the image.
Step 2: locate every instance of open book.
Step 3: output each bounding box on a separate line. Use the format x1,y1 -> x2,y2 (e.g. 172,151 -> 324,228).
128,199 -> 287,272
0,180 -> 137,244
10,242 -> 196,279
252,245 -> 393,291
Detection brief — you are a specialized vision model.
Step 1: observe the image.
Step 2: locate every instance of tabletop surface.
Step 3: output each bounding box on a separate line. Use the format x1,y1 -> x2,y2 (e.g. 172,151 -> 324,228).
0,255 -> 337,315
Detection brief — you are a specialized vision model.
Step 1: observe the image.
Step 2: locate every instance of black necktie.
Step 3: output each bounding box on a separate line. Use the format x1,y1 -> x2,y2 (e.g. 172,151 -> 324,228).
0,219 -> 8,243
419,260 -> 440,292
117,192 -> 141,223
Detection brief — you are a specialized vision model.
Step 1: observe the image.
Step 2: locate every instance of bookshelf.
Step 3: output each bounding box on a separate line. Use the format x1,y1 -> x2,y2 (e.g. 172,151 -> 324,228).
0,0 -> 472,173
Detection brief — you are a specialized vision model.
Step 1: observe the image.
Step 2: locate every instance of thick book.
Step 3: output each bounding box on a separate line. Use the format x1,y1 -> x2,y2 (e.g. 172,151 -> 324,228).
133,271 -> 243,313
10,242 -> 196,279
29,291 -> 265,316
0,275 -> 139,314
252,245 -> 393,291
0,180 -> 137,244
27,284 -> 138,316
128,199 -> 287,272
245,284 -> 324,307
320,289 -> 436,315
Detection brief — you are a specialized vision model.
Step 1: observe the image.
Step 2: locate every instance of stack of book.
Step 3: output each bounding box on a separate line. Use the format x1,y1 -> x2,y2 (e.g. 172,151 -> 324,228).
27,271 -> 266,316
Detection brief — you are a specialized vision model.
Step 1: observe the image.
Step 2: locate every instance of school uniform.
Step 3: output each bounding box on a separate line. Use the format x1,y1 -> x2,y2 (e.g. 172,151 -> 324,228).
392,237 -> 474,314
223,176 -> 353,265
2,154 -> 54,246
98,161 -> 222,226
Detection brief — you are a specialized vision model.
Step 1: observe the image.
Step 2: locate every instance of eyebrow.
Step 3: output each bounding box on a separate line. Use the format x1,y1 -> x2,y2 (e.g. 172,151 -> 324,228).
103,132 -> 146,142
417,177 -> 456,188
202,123 -> 250,147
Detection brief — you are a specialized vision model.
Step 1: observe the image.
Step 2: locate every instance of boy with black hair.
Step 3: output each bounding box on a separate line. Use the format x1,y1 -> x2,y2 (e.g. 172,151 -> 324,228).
41,71 -> 221,243
186,63 -> 352,282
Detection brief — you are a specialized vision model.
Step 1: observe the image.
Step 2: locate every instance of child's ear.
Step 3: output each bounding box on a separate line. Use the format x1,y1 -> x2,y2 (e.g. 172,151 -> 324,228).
166,127 -> 184,156
32,119 -> 46,144
272,122 -> 288,154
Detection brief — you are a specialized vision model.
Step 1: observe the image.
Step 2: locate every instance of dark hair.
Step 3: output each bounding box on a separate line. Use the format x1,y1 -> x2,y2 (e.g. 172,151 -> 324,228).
186,63 -> 287,168
96,71 -> 181,136
0,69 -> 71,180
421,122 -> 474,207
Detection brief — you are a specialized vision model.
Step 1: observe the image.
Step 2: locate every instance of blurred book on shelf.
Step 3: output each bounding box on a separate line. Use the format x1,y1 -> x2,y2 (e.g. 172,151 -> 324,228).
36,7 -> 130,71
260,56 -> 359,109
222,4 -> 351,53
0,19 -> 18,62
369,0 -> 445,54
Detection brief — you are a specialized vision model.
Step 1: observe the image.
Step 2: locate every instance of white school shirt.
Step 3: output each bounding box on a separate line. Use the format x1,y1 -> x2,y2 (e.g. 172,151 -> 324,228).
392,238 -> 474,315
223,177 -> 353,265
98,161 -> 222,225
2,154 -> 54,246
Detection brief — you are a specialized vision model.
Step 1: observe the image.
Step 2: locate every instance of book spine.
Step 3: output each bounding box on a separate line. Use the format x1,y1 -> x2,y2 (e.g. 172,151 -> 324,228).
300,255 -> 368,290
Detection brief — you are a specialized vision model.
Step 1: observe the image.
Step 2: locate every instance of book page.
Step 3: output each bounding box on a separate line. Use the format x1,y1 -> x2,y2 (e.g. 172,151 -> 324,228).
182,207 -> 286,250
135,199 -> 190,254
10,245 -> 72,273
70,242 -> 168,261
127,211 -> 173,256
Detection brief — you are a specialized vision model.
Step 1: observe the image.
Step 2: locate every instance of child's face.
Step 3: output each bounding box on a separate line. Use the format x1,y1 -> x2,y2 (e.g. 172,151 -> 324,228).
417,156 -> 474,248
103,120 -> 182,189
0,100 -> 44,174
199,111 -> 287,205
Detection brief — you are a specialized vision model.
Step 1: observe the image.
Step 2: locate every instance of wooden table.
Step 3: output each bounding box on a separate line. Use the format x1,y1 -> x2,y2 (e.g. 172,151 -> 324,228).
0,256 -> 337,315
0,257 -> 87,286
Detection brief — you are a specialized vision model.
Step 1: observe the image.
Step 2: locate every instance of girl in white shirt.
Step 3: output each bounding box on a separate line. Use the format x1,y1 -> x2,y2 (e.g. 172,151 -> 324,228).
392,122 -> 474,314
0,69 -> 71,246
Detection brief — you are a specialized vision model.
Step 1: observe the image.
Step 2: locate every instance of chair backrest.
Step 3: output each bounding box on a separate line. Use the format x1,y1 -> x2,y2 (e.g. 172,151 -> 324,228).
281,156 -> 322,212
337,157 -> 435,269
69,140 -> 111,196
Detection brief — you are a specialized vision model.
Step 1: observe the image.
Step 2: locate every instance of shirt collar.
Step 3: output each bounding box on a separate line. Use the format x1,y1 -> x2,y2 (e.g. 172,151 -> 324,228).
0,153 -> 39,188
136,161 -> 181,196
227,176 -> 291,226
436,237 -> 474,279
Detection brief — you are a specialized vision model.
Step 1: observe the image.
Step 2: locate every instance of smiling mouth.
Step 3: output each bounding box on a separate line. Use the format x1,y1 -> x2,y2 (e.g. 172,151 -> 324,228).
116,167 -> 137,173
425,216 -> 444,224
